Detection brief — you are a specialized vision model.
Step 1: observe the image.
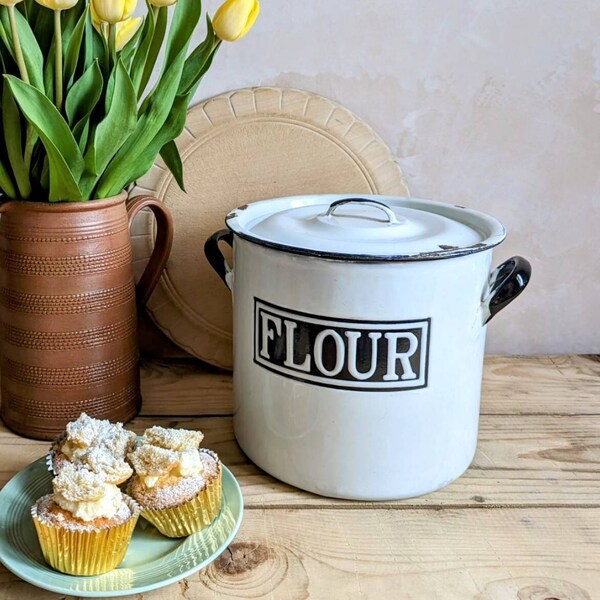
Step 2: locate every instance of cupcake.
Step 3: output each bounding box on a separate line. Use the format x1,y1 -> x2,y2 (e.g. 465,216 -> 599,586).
127,426 -> 222,538
49,413 -> 136,475
32,464 -> 139,576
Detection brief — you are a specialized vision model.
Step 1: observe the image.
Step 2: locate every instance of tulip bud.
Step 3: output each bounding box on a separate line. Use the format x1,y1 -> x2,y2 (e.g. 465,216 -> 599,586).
91,0 -> 136,24
0,0 -> 23,6
213,0 -> 259,42
35,0 -> 78,10
115,16 -> 141,51
148,0 -> 176,6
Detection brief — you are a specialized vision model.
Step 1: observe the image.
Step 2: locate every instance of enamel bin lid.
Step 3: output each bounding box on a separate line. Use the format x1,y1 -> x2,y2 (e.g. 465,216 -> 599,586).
225,195 -> 507,261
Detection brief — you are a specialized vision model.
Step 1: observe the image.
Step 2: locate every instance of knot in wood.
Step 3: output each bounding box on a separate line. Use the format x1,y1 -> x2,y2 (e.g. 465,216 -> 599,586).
214,542 -> 270,575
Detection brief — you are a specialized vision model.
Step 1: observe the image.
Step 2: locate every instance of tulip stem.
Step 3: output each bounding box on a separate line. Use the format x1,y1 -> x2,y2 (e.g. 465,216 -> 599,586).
8,4 -> 35,179
7,5 -> 29,84
54,10 -> 63,112
108,23 -> 116,66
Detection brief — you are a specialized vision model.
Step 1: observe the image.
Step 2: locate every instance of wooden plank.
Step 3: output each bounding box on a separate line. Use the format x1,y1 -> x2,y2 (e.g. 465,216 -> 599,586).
4,415 -> 599,508
140,359 -> 233,416
0,507 -> 598,599
139,355 -> 600,417
481,355 -> 600,415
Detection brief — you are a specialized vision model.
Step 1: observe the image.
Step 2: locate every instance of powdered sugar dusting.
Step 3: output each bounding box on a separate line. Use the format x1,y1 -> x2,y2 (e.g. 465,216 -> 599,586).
129,450 -> 220,510
128,445 -> 179,477
66,414 -> 112,448
33,494 -> 135,532
142,426 -> 204,452
53,464 -> 107,502
80,448 -> 133,485
48,413 -> 136,479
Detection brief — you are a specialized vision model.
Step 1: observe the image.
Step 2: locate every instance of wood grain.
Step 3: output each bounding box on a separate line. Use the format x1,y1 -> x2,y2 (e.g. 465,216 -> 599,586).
139,355 -> 600,417
4,413 -> 598,508
1,507 -> 598,599
0,355 -> 598,599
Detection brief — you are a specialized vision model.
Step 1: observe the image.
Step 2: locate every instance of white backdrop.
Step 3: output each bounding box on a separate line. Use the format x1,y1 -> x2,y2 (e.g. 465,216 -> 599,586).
171,0 -> 600,354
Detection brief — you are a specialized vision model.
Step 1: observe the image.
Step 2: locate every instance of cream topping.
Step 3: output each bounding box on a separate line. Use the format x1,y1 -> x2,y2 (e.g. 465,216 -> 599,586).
60,439 -> 86,461
52,463 -> 125,521
54,484 -> 122,522
58,412 -> 136,463
141,475 -> 160,488
174,450 -> 204,477
129,429 -> 206,489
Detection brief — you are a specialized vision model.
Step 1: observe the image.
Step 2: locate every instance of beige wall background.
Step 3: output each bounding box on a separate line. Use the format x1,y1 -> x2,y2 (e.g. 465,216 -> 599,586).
191,0 -> 600,355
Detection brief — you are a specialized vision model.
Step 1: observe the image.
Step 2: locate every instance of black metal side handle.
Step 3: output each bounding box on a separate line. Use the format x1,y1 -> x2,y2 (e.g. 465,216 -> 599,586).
204,229 -> 234,290
484,256 -> 532,324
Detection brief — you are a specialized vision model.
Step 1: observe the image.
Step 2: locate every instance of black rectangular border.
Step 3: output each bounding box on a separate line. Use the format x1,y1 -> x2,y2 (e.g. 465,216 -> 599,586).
253,297 -> 430,392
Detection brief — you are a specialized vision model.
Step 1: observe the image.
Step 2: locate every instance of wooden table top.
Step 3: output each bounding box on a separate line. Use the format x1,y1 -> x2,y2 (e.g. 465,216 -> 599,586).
0,355 -> 598,599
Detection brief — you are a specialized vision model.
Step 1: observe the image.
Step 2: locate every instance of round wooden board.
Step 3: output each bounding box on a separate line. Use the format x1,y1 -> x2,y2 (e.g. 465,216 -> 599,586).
130,87 -> 409,370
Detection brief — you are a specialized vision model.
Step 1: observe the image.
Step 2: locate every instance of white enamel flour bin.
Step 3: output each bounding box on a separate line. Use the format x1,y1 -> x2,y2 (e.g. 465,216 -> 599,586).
205,195 -> 531,500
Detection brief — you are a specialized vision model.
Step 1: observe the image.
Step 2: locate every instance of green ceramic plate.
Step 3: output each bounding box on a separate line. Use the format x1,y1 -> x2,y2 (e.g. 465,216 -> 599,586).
0,457 -> 243,597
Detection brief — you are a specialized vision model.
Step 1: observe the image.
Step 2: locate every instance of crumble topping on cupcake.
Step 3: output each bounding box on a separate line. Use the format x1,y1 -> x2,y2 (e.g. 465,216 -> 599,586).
142,426 -> 204,452
32,459 -> 140,575
49,412 -> 136,474
128,449 -> 219,510
63,414 -> 112,459
51,464 -> 127,523
128,445 -> 180,488
126,427 -> 222,537
130,426 -> 206,487
79,447 -> 133,485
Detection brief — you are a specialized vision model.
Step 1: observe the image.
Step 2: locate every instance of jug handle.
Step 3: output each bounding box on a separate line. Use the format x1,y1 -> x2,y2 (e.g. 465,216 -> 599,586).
204,229 -> 234,291
482,256 -> 531,324
126,195 -> 174,306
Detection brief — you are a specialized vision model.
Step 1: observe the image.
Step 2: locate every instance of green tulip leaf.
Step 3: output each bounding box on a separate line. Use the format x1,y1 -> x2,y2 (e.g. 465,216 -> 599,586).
96,0 -> 200,197
30,3 -> 53,56
82,58 -> 136,192
133,4 -> 167,100
61,1 -> 86,49
0,166 -> 16,197
162,0 -> 202,69
129,2 -> 154,94
43,42 -> 54,104
5,75 -> 83,201
65,59 -> 103,128
0,8 -> 44,92
17,1 -> 28,19
73,119 -> 90,153
0,158 -> 16,198
99,91 -> 190,197
83,11 -> 107,76
64,7 -> 88,88
180,16 -> 217,96
159,139 -> 184,191
2,80 -> 30,198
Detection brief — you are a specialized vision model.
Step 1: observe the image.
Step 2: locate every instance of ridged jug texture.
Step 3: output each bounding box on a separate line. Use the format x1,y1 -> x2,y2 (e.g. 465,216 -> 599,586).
0,193 -> 173,439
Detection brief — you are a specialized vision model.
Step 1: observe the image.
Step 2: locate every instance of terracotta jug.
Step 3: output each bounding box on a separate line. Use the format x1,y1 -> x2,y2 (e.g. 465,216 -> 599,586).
0,193 -> 173,440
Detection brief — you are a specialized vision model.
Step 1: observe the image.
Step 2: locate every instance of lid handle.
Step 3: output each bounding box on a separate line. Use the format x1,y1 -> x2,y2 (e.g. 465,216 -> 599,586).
324,198 -> 399,224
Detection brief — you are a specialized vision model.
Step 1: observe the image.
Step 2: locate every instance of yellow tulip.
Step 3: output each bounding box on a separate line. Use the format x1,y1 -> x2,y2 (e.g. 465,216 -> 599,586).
149,0 -> 176,6
0,0 -> 23,6
91,0 -> 136,24
115,16 -> 141,51
35,0 -> 78,9
213,0 -> 259,42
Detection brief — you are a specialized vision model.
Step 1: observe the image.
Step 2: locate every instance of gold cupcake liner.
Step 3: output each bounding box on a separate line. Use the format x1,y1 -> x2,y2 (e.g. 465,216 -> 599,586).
32,496 -> 140,576
140,469 -> 223,538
